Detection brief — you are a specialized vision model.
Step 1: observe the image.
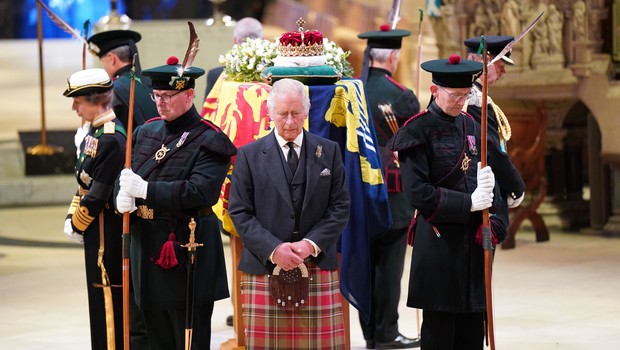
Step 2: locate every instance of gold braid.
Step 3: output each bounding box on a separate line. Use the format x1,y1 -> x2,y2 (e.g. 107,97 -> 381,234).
489,100 -> 512,142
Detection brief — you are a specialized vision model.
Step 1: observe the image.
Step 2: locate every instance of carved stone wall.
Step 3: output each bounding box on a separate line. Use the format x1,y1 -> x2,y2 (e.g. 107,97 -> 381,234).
433,0 -> 619,234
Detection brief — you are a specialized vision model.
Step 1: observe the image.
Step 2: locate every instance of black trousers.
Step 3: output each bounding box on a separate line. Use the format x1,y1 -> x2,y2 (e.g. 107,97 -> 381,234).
359,226 -> 408,343
420,310 -> 484,350
142,303 -> 214,350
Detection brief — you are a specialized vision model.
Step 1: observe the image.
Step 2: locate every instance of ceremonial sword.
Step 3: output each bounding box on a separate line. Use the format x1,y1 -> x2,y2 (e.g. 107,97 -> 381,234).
488,11 -> 545,66
182,218 -> 203,350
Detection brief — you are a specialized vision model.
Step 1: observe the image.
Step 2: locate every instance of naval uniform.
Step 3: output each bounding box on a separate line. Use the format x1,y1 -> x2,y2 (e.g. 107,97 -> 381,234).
126,105 -> 236,350
387,101 -> 506,350
111,65 -> 159,129
66,112 -> 126,350
361,67 -> 420,344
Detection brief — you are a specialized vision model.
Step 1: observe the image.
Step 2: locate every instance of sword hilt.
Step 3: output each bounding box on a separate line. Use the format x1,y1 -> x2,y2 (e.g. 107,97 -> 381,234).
182,218 -> 203,264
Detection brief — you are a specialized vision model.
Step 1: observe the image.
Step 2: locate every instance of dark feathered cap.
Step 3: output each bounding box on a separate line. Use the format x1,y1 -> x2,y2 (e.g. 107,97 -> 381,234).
87,29 -> 141,58
421,55 -> 483,88
63,68 -> 113,97
463,35 -> 514,65
141,56 -> 205,91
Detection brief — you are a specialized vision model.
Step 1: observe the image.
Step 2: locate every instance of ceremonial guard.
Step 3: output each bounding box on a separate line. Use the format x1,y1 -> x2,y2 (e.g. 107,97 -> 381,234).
358,26 -> 420,349
464,35 -> 525,225
88,29 -> 158,129
115,55 -> 236,350
388,56 -> 507,350
63,68 -> 127,350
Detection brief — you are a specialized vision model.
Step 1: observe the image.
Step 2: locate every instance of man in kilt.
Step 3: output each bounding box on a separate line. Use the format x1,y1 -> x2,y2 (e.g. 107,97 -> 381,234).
229,78 -> 351,349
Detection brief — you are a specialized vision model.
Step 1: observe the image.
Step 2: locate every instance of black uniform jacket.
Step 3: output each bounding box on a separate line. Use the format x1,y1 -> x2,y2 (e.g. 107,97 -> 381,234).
69,115 -> 126,234
126,106 -> 237,310
366,67 -> 420,228
112,65 -> 159,129
387,101 -> 504,313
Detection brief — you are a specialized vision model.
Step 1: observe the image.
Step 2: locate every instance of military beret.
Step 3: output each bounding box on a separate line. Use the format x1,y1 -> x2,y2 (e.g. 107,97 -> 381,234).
358,24 -> 411,49
141,56 -> 205,91
87,29 -> 141,57
464,35 -> 514,65
63,68 -> 113,97
421,55 -> 483,88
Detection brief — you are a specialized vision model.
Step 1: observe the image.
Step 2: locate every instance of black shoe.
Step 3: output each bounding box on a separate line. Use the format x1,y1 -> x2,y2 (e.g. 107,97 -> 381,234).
376,334 -> 420,349
226,315 -> 233,327
366,340 -> 375,349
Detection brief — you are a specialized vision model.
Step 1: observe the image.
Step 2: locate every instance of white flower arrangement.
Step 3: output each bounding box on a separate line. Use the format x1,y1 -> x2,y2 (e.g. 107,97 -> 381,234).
323,39 -> 354,78
220,37 -> 353,82
219,38 -> 279,82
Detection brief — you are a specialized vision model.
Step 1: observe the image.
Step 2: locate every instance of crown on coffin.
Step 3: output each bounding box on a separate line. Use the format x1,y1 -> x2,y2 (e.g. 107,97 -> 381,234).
278,18 -> 325,57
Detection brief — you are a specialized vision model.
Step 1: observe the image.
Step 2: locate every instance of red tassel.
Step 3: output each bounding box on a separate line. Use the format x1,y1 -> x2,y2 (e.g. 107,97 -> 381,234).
154,232 -> 179,269
475,224 -> 498,247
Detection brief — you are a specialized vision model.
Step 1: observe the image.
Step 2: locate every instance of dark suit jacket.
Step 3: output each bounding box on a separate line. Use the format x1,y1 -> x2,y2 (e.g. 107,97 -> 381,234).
229,130 -> 351,275
204,66 -> 224,100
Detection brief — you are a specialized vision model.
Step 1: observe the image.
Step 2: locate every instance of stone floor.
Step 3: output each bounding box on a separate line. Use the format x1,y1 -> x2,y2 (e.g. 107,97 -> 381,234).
0,205 -> 619,349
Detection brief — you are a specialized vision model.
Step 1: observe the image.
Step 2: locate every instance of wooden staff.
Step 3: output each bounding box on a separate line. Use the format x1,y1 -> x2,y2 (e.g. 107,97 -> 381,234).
122,53 -> 138,350
415,9 -> 423,98
479,37 -> 495,350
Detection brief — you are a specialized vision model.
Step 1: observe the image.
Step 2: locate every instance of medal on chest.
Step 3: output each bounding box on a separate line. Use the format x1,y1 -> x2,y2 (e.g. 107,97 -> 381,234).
461,135 -> 477,172
154,144 -> 170,162
83,135 -> 99,158
79,170 -> 92,186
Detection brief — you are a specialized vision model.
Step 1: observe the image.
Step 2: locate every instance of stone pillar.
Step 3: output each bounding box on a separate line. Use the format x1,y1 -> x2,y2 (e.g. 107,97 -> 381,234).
587,113 -> 608,231
603,160 -> 620,236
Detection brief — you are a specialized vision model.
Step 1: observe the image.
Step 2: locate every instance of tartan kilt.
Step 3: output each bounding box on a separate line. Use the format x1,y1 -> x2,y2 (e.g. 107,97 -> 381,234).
241,262 -> 346,349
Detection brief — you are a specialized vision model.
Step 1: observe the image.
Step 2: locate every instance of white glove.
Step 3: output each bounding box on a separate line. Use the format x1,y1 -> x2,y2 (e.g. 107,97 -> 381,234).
470,186 -> 494,212
74,122 -> 90,159
64,218 -> 84,244
116,189 -> 137,213
476,162 -> 495,191
507,192 -> 525,208
119,169 -> 148,199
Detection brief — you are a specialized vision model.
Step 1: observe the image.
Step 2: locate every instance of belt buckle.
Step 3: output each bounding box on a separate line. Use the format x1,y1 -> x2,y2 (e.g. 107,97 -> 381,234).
137,205 -> 154,220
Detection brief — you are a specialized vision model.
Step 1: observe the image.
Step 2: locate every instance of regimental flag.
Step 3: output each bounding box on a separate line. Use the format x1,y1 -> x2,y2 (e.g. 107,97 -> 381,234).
201,79 -> 392,321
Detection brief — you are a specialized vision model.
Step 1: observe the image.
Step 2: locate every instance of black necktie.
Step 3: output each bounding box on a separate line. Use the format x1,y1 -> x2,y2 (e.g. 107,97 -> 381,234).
287,141 -> 298,172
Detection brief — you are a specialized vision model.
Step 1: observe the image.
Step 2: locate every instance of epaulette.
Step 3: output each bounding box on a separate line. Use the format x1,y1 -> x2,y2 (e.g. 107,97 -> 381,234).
144,116 -> 163,124
403,109 -> 429,127
94,122 -> 126,138
200,118 -> 220,132
385,74 -> 406,91
103,121 -> 115,134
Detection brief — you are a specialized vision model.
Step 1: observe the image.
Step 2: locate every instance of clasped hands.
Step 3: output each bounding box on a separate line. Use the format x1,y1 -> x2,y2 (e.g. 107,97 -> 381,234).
470,162 -> 495,212
116,169 -> 148,213
272,241 -> 314,271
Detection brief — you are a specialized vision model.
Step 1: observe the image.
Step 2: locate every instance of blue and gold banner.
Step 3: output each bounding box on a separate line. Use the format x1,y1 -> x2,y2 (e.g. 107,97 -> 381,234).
202,78 -> 392,321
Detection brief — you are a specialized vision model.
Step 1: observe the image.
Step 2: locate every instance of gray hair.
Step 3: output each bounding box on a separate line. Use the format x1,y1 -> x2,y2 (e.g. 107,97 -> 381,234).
369,48 -> 400,63
267,79 -> 310,115
108,45 -> 131,63
85,90 -> 114,109
233,17 -> 264,42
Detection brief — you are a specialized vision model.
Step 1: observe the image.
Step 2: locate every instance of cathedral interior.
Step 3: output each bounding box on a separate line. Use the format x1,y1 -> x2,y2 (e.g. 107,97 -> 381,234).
1,0 -> 620,349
